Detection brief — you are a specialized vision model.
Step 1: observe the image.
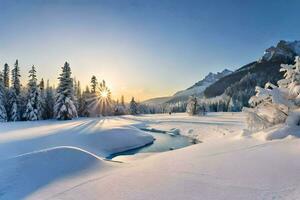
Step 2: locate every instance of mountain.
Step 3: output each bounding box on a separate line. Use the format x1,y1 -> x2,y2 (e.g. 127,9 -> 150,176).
143,40 -> 300,113
142,96 -> 172,106
142,69 -> 232,106
260,40 -> 300,62
202,40 -> 299,111
167,69 -> 232,103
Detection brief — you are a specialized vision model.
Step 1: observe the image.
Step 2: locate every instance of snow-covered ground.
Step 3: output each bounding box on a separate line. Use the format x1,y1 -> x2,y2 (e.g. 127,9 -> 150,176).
1,113 -> 300,199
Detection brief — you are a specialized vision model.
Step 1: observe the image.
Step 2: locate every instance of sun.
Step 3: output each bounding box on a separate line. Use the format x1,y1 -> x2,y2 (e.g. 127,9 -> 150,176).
100,90 -> 109,99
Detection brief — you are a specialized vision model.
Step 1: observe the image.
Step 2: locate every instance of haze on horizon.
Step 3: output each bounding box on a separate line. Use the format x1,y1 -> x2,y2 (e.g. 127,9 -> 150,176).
0,0 -> 300,102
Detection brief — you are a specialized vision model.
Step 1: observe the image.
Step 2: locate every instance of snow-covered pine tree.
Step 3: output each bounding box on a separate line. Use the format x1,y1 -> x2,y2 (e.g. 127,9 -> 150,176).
186,96 -> 198,115
0,72 -> 7,121
9,60 -> 21,121
54,62 -> 78,120
129,97 -> 138,115
44,80 -> 55,119
23,66 -> 41,121
243,56 -> 300,134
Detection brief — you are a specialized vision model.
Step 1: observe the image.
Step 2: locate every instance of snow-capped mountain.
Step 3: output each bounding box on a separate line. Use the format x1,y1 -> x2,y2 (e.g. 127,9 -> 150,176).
143,40 -> 300,112
260,40 -> 300,62
202,40 -> 300,112
205,40 -> 300,99
170,69 -> 232,100
142,69 -> 232,106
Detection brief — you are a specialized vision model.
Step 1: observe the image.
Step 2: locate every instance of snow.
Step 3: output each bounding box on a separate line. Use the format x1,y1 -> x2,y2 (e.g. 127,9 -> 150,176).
244,57 -> 300,139
0,118 -> 154,160
1,113 -> 300,199
0,146 -> 111,200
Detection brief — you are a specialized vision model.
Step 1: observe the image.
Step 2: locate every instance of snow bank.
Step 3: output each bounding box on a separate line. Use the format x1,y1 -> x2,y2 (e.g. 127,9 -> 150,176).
252,124 -> 300,140
4,113 -> 300,200
0,117 -> 155,198
0,118 -> 154,159
41,134 -> 300,200
124,112 -> 245,142
0,146 -> 108,200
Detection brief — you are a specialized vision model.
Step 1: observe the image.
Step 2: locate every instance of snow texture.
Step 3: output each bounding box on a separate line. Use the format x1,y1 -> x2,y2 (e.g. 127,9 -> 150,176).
1,113 -> 300,200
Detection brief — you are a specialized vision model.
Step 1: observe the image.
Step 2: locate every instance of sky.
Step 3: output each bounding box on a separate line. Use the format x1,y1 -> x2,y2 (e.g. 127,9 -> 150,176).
0,0 -> 300,102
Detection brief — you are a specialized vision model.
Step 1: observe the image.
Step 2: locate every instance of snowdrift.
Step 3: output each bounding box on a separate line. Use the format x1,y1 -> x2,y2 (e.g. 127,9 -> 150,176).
252,124 -> 300,140
0,146 -> 108,200
0,118 -> 154,159
0,118 -> 154,199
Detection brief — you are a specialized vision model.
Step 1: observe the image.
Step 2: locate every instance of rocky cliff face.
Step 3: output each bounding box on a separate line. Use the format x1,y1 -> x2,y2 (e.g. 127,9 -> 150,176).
260,40 -> 300,62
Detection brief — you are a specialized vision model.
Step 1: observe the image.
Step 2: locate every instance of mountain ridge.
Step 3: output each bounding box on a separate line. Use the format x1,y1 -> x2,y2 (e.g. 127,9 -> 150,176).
142,69 -> 232,105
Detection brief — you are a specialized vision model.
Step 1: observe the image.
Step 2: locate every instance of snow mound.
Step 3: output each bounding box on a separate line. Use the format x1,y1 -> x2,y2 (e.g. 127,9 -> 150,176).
0,118 -> 154,159
0,146 -> 107,200
167,128 -> 180,136
93,127 -> 154,155
252,124 -> 300,140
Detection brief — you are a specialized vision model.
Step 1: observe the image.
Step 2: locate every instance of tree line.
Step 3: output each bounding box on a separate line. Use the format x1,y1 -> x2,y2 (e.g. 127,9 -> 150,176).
0,60 -> 153,122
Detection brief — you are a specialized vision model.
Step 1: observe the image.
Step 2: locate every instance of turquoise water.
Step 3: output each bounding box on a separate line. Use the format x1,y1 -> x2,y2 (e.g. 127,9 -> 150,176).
106,130 -> 194,159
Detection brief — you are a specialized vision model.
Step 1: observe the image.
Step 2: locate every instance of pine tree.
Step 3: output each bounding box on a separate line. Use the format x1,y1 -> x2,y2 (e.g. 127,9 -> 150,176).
9,60 -> 21,121
121,95 -> 125,107
0,72 -> 7,121
44,80 -> 55,119
39,78 -> 45,93
114,95 -> 126,115
2,63 -> 10,118
129,97 -> 138,115
77,81 -> 81,98
3,63 -> 9,88
90,75 -> 98,93
39,78 -> 46,119
79,86 -> 90,117
73,79 -> 83,112
54,62 -> 78,120
98,80 -> 112,116
23,66 -> 41,121
88,75 -> 100,116
113,99 -> 125,115
11,60 -> 21,96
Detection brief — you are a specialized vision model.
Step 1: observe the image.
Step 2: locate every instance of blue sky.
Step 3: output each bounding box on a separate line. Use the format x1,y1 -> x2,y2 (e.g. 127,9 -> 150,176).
0,0 -> 299,101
